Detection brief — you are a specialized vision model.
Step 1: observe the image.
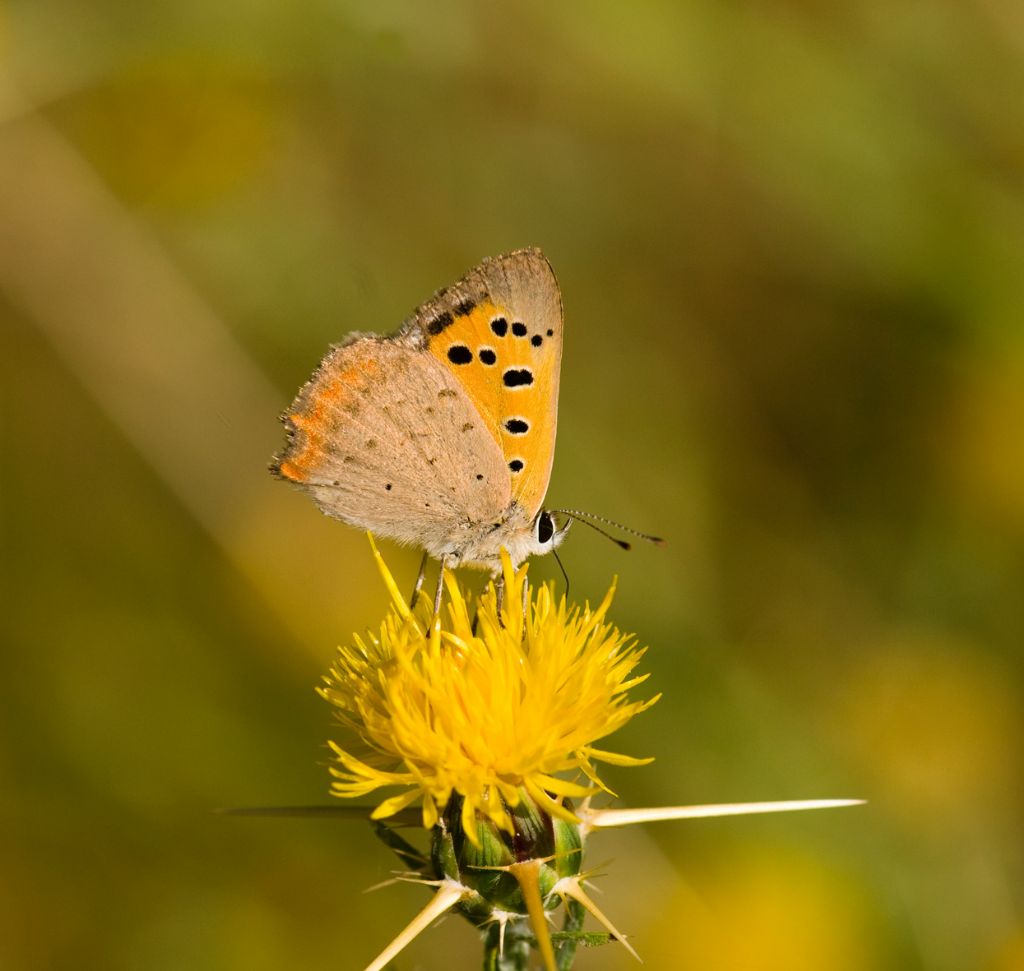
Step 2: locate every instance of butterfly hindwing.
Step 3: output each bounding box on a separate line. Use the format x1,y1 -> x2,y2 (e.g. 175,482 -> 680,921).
272,338 -> 511,552
403,248 -> 563,521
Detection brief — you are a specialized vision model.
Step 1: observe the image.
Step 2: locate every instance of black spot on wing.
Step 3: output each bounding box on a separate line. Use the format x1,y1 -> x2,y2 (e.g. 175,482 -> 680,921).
531,334 -> 543,347
447,345 -> 473,364
509,459 -> 524,473
478,348 -> 496,366
546,328 -> 554,337
491,317 -> 508,337
455,298 -> 476,316
505,418 -> 529,434
503,368 -> 534,388
511,321 -> 527,337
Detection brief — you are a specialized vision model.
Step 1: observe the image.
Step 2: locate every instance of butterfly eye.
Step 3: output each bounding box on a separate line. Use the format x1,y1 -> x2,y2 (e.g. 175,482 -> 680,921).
536,511 -> 555,545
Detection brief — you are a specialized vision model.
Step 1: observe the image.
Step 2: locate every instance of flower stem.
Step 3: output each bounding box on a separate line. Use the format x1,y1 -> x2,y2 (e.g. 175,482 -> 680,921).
482,919 -> 534,970
556,898 -> 585,970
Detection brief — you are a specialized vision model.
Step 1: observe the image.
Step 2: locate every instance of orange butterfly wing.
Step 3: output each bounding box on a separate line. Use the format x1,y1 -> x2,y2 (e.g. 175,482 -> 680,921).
403,248 -> 563,521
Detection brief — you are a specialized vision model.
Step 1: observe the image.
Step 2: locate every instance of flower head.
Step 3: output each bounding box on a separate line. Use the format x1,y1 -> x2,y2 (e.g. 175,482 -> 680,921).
319,537 -> 658,843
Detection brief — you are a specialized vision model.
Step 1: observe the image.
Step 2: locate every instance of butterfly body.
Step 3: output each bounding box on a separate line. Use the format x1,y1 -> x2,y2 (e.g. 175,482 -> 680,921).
272,249 -> 570,572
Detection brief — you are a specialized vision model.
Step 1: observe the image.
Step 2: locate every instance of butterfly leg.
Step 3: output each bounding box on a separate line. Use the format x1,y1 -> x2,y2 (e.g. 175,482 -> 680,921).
493,573 -> 505,627
409,551 -> 429,609
521,574 -> 529,618
432,556 -> 449,619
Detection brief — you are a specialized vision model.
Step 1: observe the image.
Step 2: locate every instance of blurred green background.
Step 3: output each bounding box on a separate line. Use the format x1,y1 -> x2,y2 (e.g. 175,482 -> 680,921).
2,2 -> 1023,969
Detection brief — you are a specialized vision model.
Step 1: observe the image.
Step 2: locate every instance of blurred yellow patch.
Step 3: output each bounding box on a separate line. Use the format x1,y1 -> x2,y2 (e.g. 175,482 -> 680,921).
989,928 -> 1024,971
832,632 -> 1022,825
57,58 -> 277,207
653,845 -> 875,971
944,357 -> 1024,532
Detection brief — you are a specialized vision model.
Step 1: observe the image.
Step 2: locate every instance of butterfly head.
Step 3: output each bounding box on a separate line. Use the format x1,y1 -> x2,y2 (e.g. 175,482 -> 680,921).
527,509 -> 571,559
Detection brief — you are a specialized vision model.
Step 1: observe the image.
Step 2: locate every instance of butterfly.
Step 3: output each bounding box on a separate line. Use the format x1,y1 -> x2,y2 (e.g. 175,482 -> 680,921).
271,248 -> 571,593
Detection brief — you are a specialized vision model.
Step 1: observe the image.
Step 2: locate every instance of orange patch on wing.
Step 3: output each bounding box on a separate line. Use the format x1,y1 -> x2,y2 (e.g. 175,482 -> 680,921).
300,360 -> 377,424
284,412 -> 328,478
277,460 -> 307,482
281,356 -> 380,482
329,359 -> 378,394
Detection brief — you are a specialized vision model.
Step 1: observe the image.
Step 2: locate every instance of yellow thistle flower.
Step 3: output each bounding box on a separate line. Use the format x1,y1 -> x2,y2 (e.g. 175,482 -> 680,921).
318,536 -> 658,843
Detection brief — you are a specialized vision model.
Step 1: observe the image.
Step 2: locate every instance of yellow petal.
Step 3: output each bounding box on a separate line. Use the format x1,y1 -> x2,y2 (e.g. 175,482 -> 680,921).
370,788 -> 423,820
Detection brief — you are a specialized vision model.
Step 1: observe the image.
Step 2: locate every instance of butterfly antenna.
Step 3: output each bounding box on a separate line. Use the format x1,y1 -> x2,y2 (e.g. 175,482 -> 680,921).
559,515 -> 632,550
552,547 -> 570,600
552,509 -> 666,550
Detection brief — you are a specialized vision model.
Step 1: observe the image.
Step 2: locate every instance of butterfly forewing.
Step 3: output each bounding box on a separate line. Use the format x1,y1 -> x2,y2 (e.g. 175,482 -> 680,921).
404,248 -> 563,521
